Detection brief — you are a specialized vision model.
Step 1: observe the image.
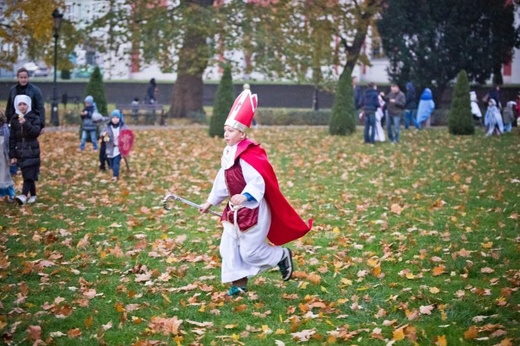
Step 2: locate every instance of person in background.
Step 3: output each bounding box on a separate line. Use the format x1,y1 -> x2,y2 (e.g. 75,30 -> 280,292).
9,95 -> 42,205
0,111 -> 15,203
131,97 -> 140,124
375,92 -> 386,142
101,110 -> 129,182
79,96 -> 99,151
199,89 -> 312,296
360,82 -> 379,144
62,92 -> 68,110
403,82 -> 417,129
484,99 -> 504,137
502,101 -> 516,133
414,88 -> 435,130
147,78 -> 157,104
385,83 -> 406,143
513,92 -> 520,126
5,67 -> 46,128
5,67 -> 46,176
470,91 -> 483,127
486,84 -> 502,110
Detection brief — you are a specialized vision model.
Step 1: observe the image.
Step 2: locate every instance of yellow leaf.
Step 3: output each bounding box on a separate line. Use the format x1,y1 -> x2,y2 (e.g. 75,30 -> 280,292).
429,286 -> 440,294
481,242 -> 493,249
392,328 -> 405,341
434,335 -> 447,346
406,272 -> 416,279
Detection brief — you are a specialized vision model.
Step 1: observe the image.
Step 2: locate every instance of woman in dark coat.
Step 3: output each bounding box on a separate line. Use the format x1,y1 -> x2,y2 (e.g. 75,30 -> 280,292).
9,95 -> 42,205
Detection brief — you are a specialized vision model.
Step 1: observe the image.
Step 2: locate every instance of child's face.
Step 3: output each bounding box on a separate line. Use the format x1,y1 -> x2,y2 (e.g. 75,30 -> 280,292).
224,126 -> 245,146
85,101 -> 92,107
17,102 -> 28,114
111,116 -> 120,125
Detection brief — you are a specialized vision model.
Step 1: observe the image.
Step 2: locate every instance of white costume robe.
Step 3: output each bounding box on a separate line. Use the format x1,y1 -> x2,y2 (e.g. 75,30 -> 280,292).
207,144 -> 284,283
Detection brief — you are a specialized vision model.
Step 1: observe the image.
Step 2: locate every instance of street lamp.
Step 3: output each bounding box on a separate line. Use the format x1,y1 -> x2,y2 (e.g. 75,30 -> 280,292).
51,9 -> 63,126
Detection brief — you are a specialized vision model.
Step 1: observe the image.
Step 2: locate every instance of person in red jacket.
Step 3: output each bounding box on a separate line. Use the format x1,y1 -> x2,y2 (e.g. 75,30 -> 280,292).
200,89 -> 312,296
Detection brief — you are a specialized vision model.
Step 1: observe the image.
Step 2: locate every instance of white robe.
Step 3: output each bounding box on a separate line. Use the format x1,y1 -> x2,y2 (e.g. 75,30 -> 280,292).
207,144 -> 284,283
375,96 -> 386,142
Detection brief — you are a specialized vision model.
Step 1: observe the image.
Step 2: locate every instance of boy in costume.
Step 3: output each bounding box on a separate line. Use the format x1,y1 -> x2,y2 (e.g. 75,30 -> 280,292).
200,90 -> 312,296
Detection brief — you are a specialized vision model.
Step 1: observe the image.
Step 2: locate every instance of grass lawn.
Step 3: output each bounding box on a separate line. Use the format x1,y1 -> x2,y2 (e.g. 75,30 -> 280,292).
1,125 -> 519,346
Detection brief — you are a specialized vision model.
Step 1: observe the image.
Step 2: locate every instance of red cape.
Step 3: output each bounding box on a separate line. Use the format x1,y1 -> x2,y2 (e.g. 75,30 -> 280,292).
236,139 -> 312,245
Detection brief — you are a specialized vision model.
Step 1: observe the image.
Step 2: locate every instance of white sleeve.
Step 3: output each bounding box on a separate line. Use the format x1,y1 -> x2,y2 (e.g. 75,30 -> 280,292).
207,168 -> 228,206
240,159 -> 265,209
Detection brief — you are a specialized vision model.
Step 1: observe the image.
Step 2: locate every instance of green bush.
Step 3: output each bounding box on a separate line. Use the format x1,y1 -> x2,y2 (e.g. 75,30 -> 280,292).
329,68 -> 356,135
61,69 -> 71,80
85,66 -> 108,116
209,64 -> 234,138
448,70 -> 475,135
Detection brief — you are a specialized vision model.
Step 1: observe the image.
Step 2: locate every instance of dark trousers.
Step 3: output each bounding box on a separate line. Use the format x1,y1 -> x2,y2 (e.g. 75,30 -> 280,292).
22,178 -> 36,196
99,141 -> 110,170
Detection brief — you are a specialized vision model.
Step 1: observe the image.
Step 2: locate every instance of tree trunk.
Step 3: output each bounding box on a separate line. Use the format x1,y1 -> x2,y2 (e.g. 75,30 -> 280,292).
342,0 -> 383,73
170,0 -> 213,118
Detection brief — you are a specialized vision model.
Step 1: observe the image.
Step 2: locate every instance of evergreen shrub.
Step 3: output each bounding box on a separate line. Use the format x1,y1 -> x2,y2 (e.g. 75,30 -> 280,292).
448,70 -> 475,135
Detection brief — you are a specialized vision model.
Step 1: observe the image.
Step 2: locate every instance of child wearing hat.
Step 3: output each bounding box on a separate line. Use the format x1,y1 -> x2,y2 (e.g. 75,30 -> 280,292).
101,110 -> 129,182
9,95 -> 43,205
80,95 -> 99,151
199,90 -> 312,296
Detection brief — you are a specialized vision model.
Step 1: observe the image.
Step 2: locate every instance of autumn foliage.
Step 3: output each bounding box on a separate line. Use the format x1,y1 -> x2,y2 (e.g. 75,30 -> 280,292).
1,126 -> 518,345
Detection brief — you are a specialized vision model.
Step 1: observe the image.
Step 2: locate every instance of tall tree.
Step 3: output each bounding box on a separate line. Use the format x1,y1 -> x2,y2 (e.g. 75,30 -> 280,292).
0,0 -> 80,71
378,0 -> 520,101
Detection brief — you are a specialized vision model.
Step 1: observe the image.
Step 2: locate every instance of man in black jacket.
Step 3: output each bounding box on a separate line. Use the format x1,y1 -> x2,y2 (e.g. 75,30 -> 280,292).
360,82 -> 380,144
5,67 -> 46,128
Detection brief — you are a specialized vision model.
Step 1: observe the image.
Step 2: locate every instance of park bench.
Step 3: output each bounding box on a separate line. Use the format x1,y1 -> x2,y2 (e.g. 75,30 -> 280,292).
115,103 -> 166,125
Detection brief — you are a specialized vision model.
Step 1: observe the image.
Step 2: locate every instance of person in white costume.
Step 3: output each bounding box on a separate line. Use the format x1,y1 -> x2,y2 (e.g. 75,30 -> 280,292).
200,90 -> 312,296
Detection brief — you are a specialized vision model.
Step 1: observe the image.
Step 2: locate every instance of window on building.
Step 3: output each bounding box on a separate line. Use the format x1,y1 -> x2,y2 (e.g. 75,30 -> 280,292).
86,51 -> 96,66
371,38 -> 385,59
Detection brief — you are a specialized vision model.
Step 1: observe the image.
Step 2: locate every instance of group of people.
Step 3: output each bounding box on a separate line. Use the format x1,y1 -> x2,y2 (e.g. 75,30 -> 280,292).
2,70 -> 310,298
354,78 -> 435,145
0,67 -> 131,207
0,67 -> 45,205
79,95 -> 130,182
478,85 -> 520,137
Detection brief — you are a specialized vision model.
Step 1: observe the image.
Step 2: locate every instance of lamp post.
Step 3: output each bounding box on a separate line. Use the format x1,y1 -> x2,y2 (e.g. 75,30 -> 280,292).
50,9 -> 63,126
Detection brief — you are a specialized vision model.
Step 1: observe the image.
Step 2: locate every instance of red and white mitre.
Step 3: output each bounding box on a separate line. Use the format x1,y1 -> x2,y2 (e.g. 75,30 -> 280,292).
224,89 -> 258,132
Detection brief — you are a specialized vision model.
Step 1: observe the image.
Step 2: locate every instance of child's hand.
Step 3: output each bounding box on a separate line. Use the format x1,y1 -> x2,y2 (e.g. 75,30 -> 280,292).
199,202 -> 212,214
230,194 -> 247,206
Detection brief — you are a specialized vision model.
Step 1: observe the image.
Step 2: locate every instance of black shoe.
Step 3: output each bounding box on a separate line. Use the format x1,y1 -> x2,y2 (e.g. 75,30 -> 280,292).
278,248 -> 294,281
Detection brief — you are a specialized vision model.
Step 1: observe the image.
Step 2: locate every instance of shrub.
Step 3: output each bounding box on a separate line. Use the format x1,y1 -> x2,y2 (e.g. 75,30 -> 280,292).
85,66 -> 108,116
448,70 -> 475,135
61,69 -> 71,80
209,65 -> 234,138
329,68 -> 356,135
255,109 -> 330,126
